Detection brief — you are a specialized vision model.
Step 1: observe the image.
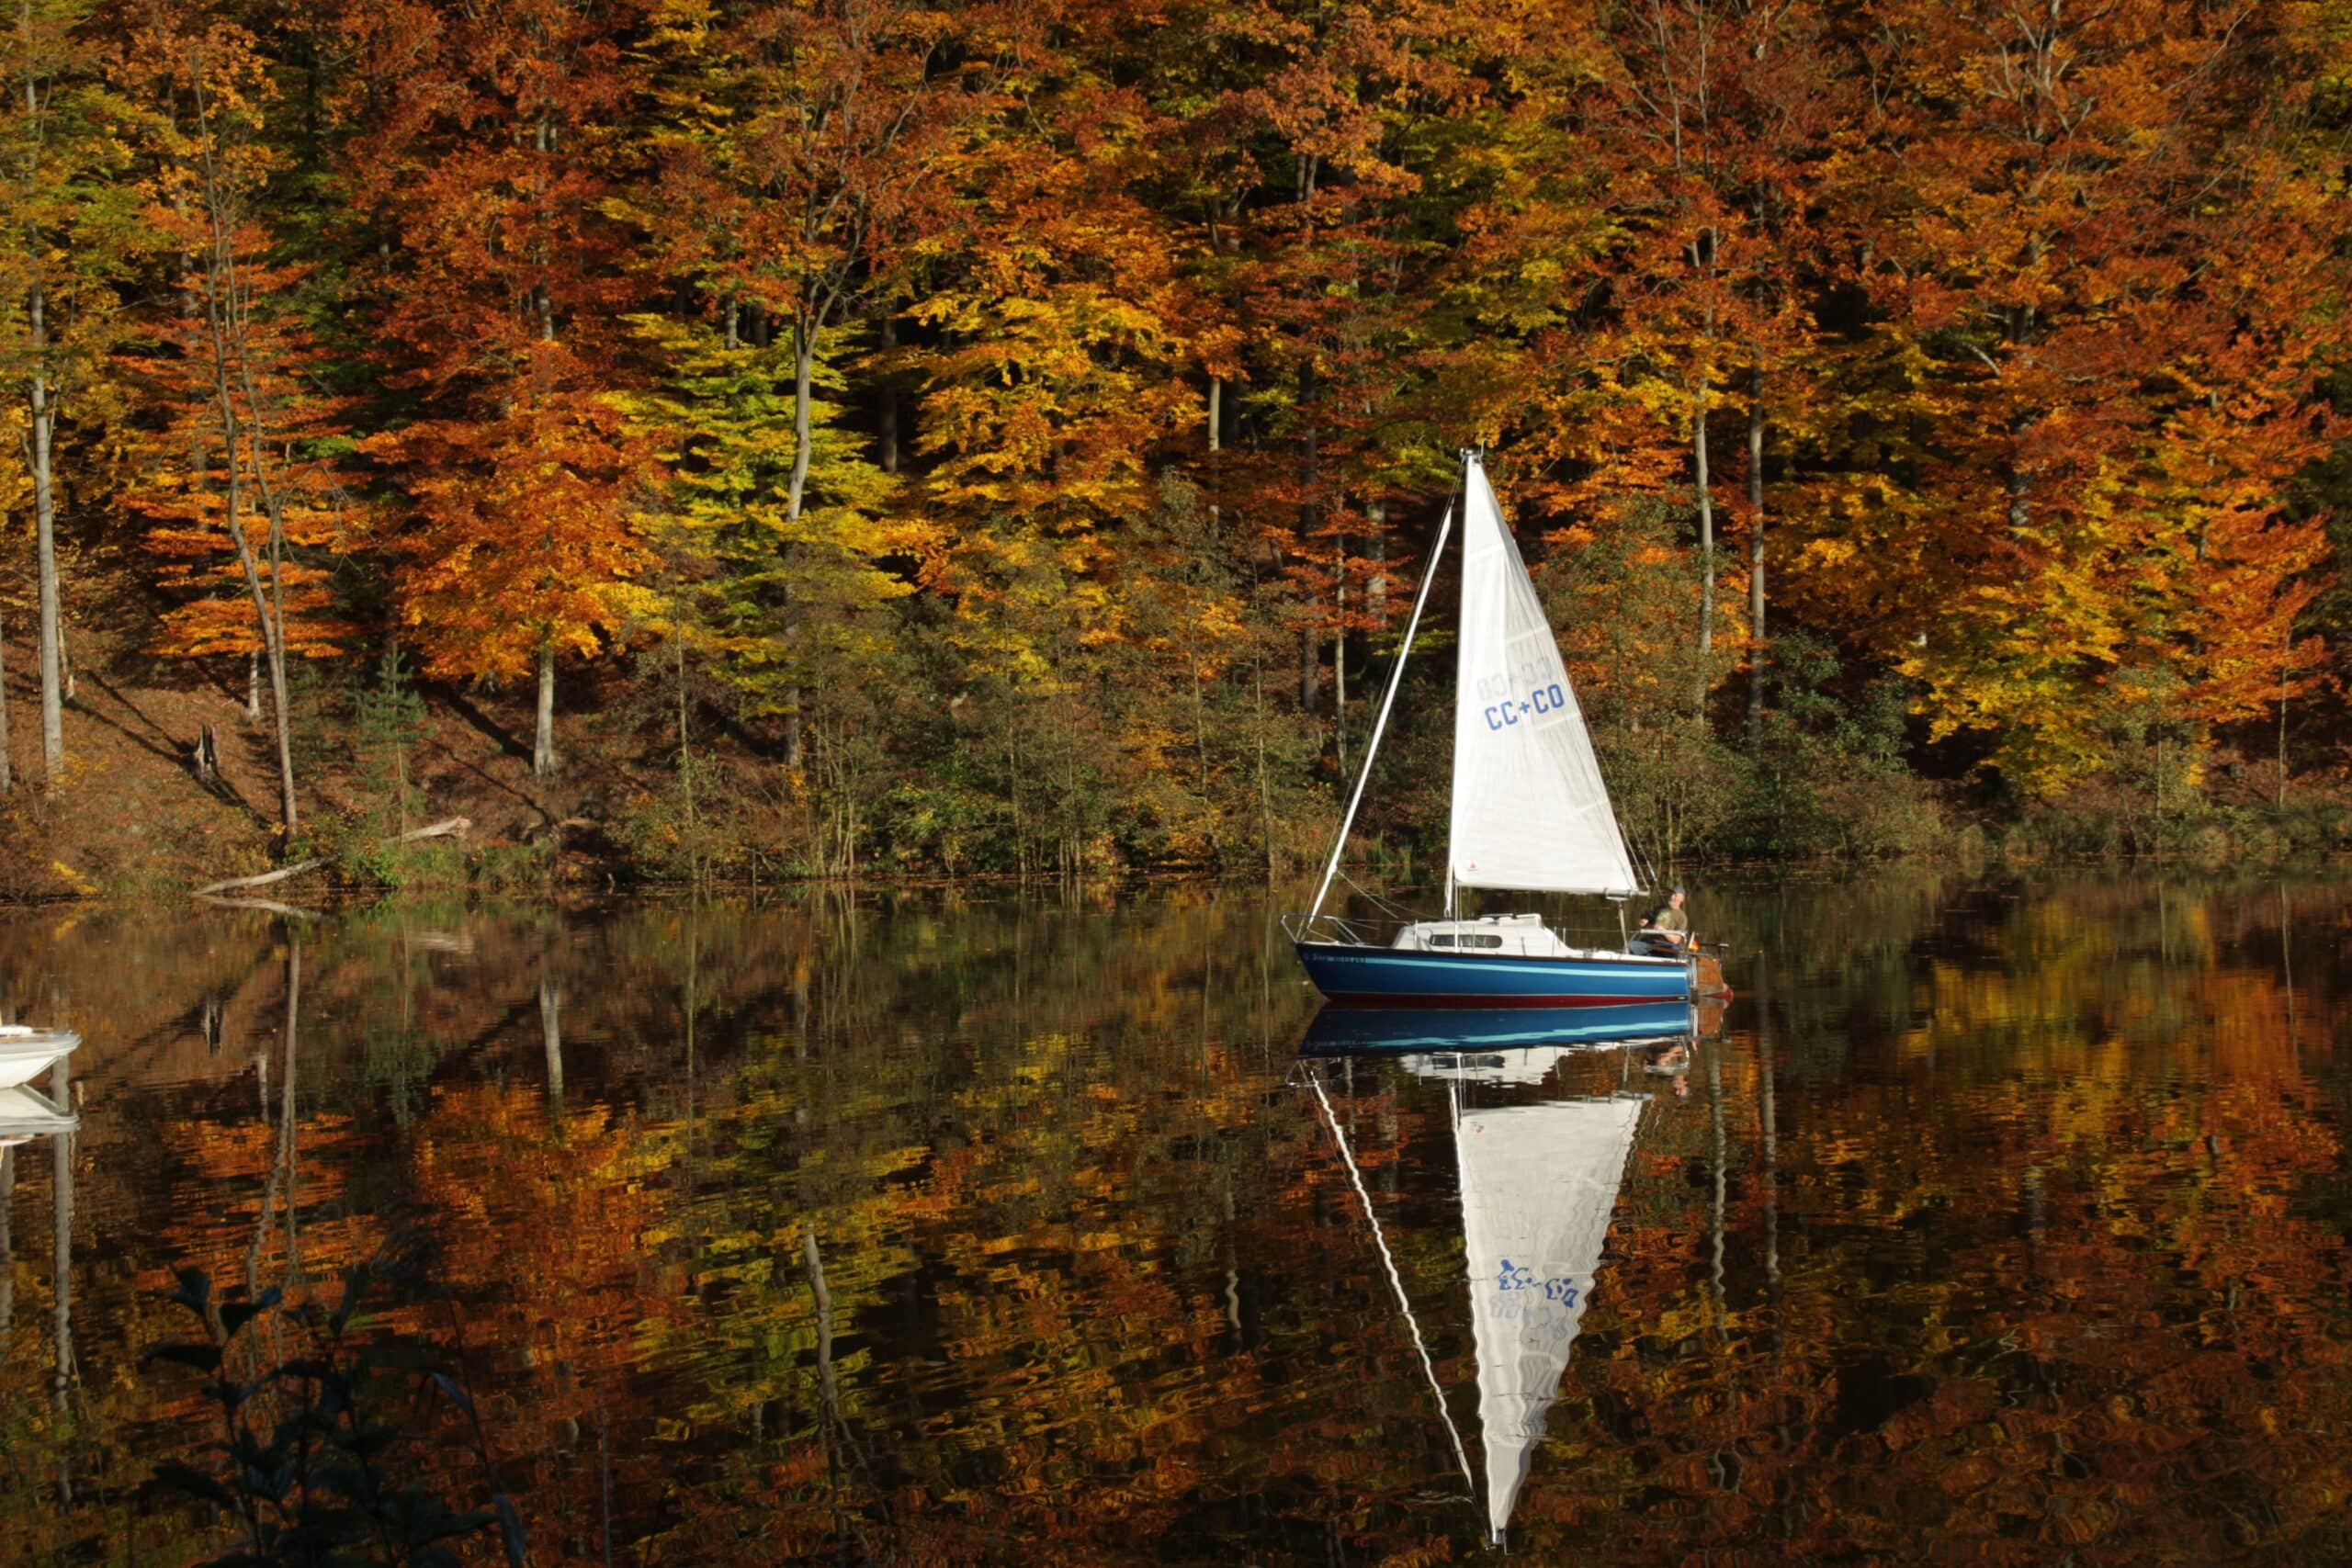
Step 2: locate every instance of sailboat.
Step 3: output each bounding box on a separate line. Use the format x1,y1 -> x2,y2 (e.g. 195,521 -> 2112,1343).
1288,453 -> 1690,1006
1302,1042 -> 1651,1545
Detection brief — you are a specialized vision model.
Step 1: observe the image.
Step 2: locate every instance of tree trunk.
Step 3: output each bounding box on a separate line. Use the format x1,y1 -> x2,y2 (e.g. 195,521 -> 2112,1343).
1692,371 -> 1714,724
787,314 -> 817,525
185,135 -> 304,837
1333,576 -> 1347,774
1299,614 -> 1318,716
2006,309 -> 2037,538
0,597 -> 11,795
264,617 -> 299,835
30,341 -> 62,784
781,311 -> 819,771
1207,377 -> 1223,530
533,643 -> 557,777
209,402 -> 296,835
1253,660 -> 1276,879
1690,232 -> 1718,730
246,650 -> 262,723
876,314 -> 898,476
21,11 -> 61,786
1298,395 -> 1321,718
677,632 -> 697,888
2278,622 -> 2291,815
1746,394 -> 1767,754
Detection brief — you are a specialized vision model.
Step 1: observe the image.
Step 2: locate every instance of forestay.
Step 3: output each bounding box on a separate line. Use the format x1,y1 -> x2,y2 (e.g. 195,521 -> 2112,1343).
1456,1093 -> 1644,1542
1448,456 -> 1642,897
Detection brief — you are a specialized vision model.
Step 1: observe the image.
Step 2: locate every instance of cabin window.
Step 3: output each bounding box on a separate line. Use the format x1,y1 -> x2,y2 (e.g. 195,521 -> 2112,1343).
1461,934 -> 1504,949
1428,933 -> 1456,947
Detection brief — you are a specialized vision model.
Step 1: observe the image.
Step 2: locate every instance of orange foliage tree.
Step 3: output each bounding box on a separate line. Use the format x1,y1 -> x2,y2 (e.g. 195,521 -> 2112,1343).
118,6 -> 358,835
1799,0 -> 2348,790
341,0 -> 658,777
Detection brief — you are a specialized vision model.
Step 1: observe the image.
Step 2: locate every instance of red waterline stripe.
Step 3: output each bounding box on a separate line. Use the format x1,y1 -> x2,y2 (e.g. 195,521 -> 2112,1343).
1316,992 -> 1679,1010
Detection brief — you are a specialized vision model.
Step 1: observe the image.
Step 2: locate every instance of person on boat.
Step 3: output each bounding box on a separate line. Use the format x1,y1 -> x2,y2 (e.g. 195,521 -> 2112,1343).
1636,886 -> 1690,953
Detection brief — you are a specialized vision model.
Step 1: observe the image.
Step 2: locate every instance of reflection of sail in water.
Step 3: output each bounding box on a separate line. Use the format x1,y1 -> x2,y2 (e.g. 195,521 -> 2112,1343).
1455,1092 -> 1643,1542
1304,1033 -> 1653,1547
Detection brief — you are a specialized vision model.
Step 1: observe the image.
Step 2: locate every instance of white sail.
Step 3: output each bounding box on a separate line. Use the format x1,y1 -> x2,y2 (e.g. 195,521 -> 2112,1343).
1448,456 -> 1642,897
1457,1094 -> 1645,1541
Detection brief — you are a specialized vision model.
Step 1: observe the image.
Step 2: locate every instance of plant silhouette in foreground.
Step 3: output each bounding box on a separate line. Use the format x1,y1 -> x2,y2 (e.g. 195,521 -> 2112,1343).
142,1262 -> 527,1567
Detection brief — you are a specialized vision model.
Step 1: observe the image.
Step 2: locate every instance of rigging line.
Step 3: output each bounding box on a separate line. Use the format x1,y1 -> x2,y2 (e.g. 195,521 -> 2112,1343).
1337,866 -> 1414,926
1306,1070 -> 1478,1500
1308,502 -> 1457,926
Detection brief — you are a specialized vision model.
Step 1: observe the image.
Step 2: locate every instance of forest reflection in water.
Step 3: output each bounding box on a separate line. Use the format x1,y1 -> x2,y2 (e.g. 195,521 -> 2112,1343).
0,871 -> 2346,1563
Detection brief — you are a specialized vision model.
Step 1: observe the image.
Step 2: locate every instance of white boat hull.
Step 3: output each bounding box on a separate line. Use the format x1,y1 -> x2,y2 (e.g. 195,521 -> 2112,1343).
0,1028 -> 80,1090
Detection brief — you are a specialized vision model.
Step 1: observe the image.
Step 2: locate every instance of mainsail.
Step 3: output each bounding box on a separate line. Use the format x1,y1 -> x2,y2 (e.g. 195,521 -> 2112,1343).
1448,455 -> 1642,897
1455,1093 -> 1645,1540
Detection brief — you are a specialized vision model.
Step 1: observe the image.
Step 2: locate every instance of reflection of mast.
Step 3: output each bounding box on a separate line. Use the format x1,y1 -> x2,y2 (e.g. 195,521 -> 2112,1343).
1305,1072 -> 1476,1498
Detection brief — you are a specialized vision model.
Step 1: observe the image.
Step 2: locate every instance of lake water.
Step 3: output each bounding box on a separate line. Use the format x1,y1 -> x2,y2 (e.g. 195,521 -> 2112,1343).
2,873 -> 2347,1563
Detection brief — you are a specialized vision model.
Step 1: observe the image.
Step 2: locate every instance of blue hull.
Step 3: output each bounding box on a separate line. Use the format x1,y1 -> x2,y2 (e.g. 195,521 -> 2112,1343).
1294,941 -> 1690,1006
1301,1000 -> 1695,1055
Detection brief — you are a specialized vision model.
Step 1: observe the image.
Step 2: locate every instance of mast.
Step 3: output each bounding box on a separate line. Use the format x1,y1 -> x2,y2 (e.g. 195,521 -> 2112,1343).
1305,490 -> 1458,924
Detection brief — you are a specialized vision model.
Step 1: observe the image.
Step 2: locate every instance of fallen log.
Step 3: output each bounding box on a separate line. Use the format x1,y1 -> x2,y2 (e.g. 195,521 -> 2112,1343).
197,895 -> 327,921
191,817 -> 470,898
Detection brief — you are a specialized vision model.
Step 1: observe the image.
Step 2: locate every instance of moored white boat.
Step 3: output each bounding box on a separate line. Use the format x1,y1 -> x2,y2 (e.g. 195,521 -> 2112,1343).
0,1026 -> 81,1090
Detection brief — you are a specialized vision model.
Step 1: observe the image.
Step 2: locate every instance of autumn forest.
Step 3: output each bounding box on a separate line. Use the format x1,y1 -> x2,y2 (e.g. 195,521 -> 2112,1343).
5,0 -> 2351,885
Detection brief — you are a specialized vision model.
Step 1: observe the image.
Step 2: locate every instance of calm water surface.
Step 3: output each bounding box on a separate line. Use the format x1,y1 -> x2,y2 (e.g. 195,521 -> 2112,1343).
2,873 -> 2347,1563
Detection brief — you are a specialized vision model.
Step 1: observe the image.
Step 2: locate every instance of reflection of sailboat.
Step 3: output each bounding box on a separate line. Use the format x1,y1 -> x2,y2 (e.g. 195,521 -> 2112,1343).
1302,1000 -> 1694,1058
0,1027 -> 79,1091
1303,1042 -> 1650,1546
0,1084 -> 80,1147
1456,1089 -> 1643,1541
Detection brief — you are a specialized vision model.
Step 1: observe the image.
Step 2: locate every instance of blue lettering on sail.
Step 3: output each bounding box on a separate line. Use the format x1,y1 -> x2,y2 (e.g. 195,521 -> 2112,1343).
1497,1259 -> 1578,1307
